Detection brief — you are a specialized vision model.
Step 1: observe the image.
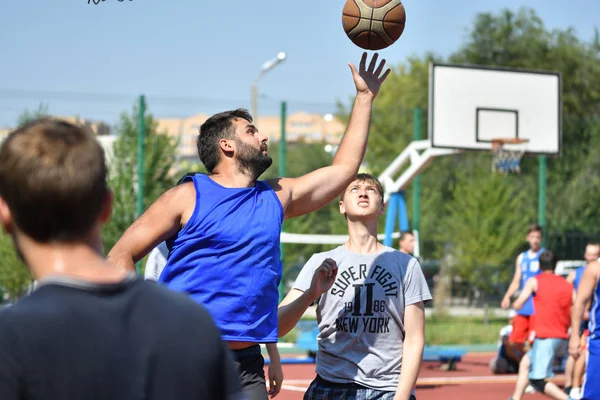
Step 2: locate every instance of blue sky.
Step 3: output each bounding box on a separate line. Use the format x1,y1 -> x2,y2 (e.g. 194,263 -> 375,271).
0,0 -> 598,128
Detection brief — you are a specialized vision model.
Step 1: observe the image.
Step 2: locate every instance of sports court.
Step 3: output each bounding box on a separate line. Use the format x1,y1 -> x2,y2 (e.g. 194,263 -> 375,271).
3,2 -> 597,400
266,352 -> 556,400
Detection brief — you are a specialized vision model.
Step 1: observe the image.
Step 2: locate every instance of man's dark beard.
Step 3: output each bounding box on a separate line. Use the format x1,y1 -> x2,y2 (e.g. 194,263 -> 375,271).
235,140 -> 273,180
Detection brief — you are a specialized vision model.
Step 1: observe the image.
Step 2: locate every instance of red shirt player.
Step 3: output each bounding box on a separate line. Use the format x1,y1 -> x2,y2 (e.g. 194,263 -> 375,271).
509,250 -> 574,400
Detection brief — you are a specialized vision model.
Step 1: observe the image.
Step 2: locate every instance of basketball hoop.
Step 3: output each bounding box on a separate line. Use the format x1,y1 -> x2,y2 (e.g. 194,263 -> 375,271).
491,138 -> 529,174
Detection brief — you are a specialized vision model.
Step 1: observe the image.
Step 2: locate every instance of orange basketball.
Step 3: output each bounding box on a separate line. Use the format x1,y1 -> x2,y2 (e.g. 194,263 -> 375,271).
342,0 -> 406,51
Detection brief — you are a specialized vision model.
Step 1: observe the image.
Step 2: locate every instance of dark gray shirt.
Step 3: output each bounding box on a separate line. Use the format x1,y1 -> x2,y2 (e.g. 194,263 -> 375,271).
0,274 -> 244,400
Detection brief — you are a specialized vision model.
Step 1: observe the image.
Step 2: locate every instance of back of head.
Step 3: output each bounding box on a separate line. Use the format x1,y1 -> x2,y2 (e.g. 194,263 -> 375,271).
196,109 -> 252,173
0,118 -> 108,243
539,250 -> 558,272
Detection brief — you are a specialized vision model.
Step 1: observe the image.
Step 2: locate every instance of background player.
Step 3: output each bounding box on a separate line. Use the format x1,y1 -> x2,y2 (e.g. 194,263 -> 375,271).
107,52 -> 391,399
278,173 -> 431,400
489,310 -> 523,374
0,118 -> 243,400
564,242 -> 600,398
569,258 -> 600,400
502,224 -> 545,355
398,231 -> 415,255
509,250 -> 573,400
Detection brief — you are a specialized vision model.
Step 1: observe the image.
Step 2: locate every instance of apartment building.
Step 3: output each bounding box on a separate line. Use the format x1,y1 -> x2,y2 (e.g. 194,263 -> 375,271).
155,111 -> 345,160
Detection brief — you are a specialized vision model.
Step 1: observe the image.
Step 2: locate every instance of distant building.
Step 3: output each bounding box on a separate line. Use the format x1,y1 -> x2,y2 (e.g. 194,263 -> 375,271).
0,116 -> 116,165
0,111 -> 346,168
155,111 -> 345,161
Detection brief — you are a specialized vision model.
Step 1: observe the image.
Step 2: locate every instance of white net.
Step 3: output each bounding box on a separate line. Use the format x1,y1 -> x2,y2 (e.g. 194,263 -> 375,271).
492,147 -> 526,174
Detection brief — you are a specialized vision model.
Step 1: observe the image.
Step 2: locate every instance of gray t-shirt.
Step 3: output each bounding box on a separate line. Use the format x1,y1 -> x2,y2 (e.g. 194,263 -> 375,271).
293,245 -> 432,391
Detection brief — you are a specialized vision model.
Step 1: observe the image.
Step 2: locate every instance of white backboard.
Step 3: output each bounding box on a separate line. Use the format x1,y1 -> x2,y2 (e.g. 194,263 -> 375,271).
428,63 -> 562,155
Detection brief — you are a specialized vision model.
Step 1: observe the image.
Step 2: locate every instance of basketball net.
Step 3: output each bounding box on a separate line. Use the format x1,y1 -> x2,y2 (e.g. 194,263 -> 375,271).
491,138 -> 529,175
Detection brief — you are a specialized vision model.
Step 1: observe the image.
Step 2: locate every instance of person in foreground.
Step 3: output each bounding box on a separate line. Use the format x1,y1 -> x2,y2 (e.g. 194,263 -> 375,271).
106,52 -> 390,399
569,258 -> 600,400
278,173 -> 432,400
0,118 -> 244,400
509,250 -> 574,400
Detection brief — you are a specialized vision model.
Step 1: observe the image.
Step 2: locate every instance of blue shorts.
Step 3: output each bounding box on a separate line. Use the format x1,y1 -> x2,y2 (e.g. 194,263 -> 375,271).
583,338 -> 600,400
528,338 -> 567,380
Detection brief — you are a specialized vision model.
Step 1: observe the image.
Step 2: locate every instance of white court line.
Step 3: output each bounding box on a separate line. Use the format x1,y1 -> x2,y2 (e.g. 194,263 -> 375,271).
282,385 -> 309,393
281,374 -> 566,390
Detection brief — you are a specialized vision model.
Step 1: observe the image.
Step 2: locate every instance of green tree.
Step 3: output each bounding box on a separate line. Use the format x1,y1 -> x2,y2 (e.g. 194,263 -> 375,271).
16,103 -> 50,125
102,103 -> 180,253
331,7 -> 600,259
449,7 -> 600,234
442,157 -> 534,319
0,233 -> 33,301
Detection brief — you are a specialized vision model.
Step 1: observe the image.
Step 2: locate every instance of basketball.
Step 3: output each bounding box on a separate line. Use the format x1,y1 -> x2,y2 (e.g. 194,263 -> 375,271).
342,0 -> 406,51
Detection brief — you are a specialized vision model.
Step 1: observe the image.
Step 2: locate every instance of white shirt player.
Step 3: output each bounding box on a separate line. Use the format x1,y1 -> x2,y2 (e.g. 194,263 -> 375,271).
144,242 -> 169,281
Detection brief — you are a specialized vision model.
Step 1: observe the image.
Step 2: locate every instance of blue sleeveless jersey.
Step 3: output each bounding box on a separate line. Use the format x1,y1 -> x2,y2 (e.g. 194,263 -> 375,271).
574,266 -> 586,291
518,248 -> 545,316
588,270 -> 600,340
159,174 -> 284,343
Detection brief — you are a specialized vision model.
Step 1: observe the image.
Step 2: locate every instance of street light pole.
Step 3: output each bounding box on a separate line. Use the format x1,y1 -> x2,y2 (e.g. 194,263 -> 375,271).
251,84 -> 258,123
250,52 -> 287,121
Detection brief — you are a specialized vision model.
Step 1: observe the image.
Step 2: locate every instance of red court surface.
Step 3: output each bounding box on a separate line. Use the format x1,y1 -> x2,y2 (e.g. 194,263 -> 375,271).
267,352 -> 560,400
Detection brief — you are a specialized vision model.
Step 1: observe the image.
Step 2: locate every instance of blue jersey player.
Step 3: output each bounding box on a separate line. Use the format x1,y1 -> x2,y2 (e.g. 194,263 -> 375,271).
502,224 -> 545,354
564,243 -> 600,397
107,52 -> 391,400
570,258 -> 600,400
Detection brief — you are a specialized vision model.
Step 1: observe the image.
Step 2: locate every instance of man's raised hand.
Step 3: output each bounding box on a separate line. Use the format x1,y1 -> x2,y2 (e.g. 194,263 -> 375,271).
348,52 -> 391,100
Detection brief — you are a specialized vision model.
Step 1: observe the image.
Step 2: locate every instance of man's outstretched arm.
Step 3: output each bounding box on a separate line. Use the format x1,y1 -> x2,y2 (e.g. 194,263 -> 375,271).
273,52 -> 390,219
106,183 -> 194,270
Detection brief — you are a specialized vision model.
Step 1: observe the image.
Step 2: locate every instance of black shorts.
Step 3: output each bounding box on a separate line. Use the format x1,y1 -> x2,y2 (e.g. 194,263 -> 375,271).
231,345 -> 267,400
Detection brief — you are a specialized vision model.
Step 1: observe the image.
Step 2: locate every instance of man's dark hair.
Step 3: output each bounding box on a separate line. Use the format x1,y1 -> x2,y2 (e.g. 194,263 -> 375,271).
196,109 -> 252,173
539,250 -> 558,271
527,223 -> 543,235
399,231 -> 414,242
0,118 -> 108,243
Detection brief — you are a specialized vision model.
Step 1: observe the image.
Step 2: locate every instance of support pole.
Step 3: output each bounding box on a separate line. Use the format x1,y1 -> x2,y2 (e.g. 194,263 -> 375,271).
136,95 -> 146,274
279,101 -> 287,301
384,192 -> 409,247
412,108 -> 422,251
538,156 -> 547,247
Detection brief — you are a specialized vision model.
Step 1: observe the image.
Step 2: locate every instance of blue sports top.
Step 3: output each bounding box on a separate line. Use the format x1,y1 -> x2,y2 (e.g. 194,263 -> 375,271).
517,248 -> 545,316
588,271 -> 600,340
159,174 -> 284,343
574,265 -> 586,291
